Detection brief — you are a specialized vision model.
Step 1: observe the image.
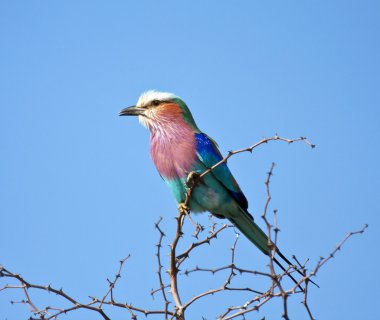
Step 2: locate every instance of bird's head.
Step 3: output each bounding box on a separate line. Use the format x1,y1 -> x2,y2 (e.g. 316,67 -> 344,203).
119,91 -> 200,132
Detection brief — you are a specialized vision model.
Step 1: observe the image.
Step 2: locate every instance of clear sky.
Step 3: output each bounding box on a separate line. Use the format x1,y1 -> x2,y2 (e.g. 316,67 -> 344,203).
1,1 -> 379,319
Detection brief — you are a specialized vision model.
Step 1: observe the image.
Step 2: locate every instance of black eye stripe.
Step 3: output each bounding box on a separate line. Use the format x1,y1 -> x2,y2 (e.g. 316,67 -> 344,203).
144,99 -> 171,108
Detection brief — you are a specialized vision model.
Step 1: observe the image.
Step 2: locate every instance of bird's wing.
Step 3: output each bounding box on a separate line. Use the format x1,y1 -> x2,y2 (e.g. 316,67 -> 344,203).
195,133 -> 248,210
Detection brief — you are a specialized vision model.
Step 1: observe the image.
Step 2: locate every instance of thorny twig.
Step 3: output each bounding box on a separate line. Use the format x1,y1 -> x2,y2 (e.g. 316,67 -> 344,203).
153,217 -> 170,318
262,163 -> 290,319
99,255 -> 130,309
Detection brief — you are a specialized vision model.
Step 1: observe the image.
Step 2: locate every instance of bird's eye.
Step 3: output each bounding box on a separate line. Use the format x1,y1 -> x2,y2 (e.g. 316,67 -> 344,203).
152,100 -> 161,106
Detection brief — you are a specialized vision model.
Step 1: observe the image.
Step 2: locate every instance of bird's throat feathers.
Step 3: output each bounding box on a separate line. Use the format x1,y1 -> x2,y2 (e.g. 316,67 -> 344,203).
149,104 -> 198,179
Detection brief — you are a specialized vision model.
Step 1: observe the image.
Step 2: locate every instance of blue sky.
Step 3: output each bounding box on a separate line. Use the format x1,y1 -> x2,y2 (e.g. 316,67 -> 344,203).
1,1 -> 379,319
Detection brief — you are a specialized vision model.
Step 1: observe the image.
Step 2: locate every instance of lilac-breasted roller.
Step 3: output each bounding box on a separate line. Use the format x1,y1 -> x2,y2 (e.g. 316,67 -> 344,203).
120,91 -> 306,287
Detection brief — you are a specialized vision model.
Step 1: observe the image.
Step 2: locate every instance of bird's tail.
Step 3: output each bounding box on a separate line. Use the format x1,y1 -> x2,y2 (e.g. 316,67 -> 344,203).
229,208 -> 318,291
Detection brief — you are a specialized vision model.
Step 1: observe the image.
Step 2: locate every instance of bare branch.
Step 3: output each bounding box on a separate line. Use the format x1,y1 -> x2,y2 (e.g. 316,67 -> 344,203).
153,217 -> 171,318
168,212 -> 186,319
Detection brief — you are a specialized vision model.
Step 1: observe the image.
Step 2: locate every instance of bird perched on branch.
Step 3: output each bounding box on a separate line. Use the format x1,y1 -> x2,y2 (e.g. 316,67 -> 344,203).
120,90 -> 309,289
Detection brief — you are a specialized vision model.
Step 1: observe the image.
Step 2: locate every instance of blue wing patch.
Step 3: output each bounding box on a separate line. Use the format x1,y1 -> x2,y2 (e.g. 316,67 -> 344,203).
195,133 -> 249,211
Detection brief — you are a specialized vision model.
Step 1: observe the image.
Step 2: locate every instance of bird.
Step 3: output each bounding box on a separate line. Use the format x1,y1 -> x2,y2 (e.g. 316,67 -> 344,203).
119,90 -> 311,289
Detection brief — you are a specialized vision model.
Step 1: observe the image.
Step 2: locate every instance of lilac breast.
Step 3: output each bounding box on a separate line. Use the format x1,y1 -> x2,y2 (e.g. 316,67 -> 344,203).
150,122 -> 197,180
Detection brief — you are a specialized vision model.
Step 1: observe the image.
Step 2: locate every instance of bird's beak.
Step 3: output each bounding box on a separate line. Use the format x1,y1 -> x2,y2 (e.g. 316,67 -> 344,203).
119,106 -> 144,116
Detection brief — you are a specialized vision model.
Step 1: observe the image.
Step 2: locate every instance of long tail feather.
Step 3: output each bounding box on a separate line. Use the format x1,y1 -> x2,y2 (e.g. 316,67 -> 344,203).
273,257 -> 304,291
277,250 -> 320,288
229,208 -> 318,290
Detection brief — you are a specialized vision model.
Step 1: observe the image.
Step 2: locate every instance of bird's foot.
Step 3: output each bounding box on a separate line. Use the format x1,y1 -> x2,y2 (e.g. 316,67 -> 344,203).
178,203 -> 190,214
186,171 -> 201,188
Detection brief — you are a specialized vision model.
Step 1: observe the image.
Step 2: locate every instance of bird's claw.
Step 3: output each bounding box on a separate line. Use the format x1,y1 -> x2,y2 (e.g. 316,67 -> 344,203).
178,203 -> 189,214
